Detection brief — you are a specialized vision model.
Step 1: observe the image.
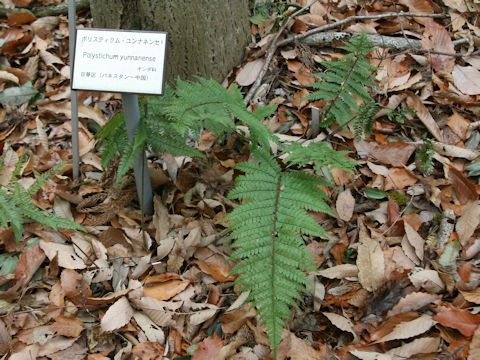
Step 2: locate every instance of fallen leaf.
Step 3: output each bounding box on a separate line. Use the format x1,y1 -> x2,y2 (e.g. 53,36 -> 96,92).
452,65 -> 480,95
446,110 -> 471,140
374,315 -> 436,343
323,312 -> 358,342
433,308 -> 480,337
236,59 -> 265,87
421,20 -> 455,73
456,200 -> 480,246
409,269 -> 445,293
50,316 -> 85,337
469,326 -> 480,360
316,264 -> 358,279
195,247 -> 235,282
40,240 -> 87,270
336,188 -> 355,222
447,165 -> 477,204
133,311 -> 165,344
405,92 -> 443,142
349,350 -> 391,360
277,331 -> 324,360
101,296 -> 133,332
143,275 -> 190,301
356,220 -> 384,292
384,168 -> 418,190
404,222 -> 424,261
192,333 -> 224,360
219,305 -> 256,334
13,244 -> 45,288
388,292 -> 439,317
60,268 -> 92,302
386,337 -> 440,358
130,342 -> 165,360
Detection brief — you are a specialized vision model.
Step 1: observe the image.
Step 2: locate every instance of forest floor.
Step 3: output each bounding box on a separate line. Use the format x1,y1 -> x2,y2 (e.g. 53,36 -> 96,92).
1,0 -> 480,359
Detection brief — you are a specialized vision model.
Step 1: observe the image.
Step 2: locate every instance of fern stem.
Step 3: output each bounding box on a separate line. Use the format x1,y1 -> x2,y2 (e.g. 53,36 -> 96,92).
181,101 -> 224,116
270,173 -> 283,356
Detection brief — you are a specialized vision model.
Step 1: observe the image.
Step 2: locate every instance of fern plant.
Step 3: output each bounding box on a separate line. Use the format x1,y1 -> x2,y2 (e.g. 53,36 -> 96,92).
0,151 -> 84,241
99,77 -> 276,182
307,32 -> 377,130
225,145 -> 356,353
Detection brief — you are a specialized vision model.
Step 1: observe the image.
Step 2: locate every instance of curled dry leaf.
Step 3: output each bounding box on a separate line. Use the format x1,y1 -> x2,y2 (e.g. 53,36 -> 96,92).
433,308 -> 480,337
130,342 -> 165,360
388,292 -> 439,318
409,269 -> 445,293
195,247 -> 235,282
456,200 -> 480,246
349,350 -> 392,360
373,315 -> 437,343
387,337 -> 440,358
133,311 -> 165,344
404,222 -> 424,261
143,274 -> 190,301
100,296 -> 133,332
469,326 -> 480,360
192,333 -> 224,360
323,312 -> 358,342
405,92 -> 443,142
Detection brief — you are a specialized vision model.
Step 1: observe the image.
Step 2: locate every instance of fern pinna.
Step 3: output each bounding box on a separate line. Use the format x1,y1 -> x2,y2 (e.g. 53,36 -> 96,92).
307,32 -> 377,130
226,149 -> 335,352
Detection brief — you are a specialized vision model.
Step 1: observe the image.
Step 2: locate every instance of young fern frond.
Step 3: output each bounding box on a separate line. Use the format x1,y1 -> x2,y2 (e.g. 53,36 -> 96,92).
306,32 -> 377,130
417,136 -> 435,176
0,152 -> 84,241
225,149 -> 333,353
353,99 -> 379,139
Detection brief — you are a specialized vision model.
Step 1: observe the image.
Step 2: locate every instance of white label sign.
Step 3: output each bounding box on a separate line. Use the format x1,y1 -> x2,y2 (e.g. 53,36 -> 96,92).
72,28 -> 167,95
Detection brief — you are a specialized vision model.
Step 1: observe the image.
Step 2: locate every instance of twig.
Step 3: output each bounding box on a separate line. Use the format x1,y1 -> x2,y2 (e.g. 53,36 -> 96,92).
245,12 -> 451,105
244,0 -> 319,104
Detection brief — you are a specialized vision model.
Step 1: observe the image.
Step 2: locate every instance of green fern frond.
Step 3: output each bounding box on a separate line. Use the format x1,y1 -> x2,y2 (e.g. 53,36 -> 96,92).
353,99 -> 379,139
285,141 -> 357,175
0,151 -> 84,241
417,136 -> 435,176
225,149 -> 331,353
306,32 -> 377,130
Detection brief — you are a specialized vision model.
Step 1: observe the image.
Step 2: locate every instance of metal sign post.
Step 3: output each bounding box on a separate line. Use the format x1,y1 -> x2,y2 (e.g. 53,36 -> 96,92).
68,0 -> 79,179
68,4 -> 167,216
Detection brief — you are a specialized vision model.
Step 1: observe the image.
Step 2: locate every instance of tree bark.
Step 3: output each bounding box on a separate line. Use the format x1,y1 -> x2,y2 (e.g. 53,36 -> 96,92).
0,0 -> 90,18
89,0 -> 250,84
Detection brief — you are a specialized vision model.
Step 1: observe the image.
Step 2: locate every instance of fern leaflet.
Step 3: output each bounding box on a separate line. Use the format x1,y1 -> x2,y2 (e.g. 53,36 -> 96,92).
225,149 -> 332,353
306,32 -> 377,130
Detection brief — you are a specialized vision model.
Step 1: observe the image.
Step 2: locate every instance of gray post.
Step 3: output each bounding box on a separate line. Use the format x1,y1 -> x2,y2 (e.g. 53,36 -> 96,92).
311,106 -> 320,138
68,0 -> 80,179
122,94 -> 154,215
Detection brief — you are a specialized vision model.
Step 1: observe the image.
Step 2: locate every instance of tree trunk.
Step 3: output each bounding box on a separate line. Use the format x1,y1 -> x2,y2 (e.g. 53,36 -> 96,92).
89,0 -> 250,84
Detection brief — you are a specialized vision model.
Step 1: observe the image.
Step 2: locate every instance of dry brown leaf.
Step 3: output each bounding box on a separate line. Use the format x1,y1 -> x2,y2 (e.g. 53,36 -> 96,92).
452,65 -> 480,95
384,168 -> 418,190
130,342 -> 165,360
143,275 -> 190,301
236,59 -> 265,87
433,308 -> 480,337
100,296 -> 133,332
0,70 -> 19,84
277,331 -> 324,360
456,200 -> 480,246
404,222 -> 424,261
421,20 -> 455,73
369,141 -> 416,167
336,188 -> 355,222
447,165 -> 478,204
133,311 -> 165,343
409,269 -> 445,293
13,244 -> 45,288
131,297 -> 180,327
153,195 -> 169,242
40,240 -> 87,270
388,292 -> 439,318
349,350 -> 391,360
374,315 -> 436,343
219,305 -> 256,334
357,220 -> 384,292
386,337 -> 440,358
322,312 -> 358,342
446,110 -> 471,140
460,288 -> 480,304
405,92 -> 443,142
195,247 -> 235,282
192,333 -> 224,360
60,268 -> 92,302
50,316 -> 85,337
316,264 -> 358,279
38,336 -> 78,357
